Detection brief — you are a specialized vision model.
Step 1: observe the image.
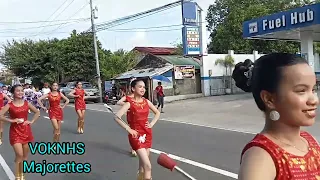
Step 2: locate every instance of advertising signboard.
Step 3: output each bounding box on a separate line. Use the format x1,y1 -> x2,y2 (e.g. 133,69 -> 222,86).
182,2 -> 197,26
174,65 -> 195,79
182,26 -> 201,55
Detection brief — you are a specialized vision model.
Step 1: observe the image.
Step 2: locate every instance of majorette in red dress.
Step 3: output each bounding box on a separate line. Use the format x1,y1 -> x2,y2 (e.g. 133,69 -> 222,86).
128,98 -> 152,151
0,93 -> 4,109
241,132 -> 320,180
9,101 -> 34,145
126,96 -> 133,124
74,88 -> 86,111
48,92 -> 63,121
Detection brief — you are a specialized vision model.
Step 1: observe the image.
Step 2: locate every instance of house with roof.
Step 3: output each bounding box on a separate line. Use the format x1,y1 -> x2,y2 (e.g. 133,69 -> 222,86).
113,50 -> 201,101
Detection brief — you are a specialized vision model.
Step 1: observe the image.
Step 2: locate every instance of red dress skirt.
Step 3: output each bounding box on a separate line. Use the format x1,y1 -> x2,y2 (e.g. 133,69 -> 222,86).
9,101 -> 34,145
241,132 -> 320,179
74,88 -> 86,111
128,98 -> 152,151
48,92 -> 63,121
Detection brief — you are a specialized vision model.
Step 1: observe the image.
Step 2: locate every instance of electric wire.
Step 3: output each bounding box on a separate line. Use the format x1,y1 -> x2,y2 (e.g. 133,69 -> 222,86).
33,0 -> 70,36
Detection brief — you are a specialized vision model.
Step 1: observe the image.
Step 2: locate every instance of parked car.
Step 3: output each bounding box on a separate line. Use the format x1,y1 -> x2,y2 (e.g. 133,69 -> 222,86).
62,81 -> 100,103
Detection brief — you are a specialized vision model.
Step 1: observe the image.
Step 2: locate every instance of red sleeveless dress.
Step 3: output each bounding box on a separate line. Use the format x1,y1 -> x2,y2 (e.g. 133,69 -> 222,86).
128,98 -> 152,151
74,88 -> 86,111
48,92 -> 63,121
241,132 -> 320,179
9,101 -> 34,145
126,95 -> 133,124
0,93 -> 4,109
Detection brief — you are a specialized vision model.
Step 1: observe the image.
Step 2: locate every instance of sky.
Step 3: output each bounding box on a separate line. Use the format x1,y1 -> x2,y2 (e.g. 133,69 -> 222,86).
0,0 -> 213,53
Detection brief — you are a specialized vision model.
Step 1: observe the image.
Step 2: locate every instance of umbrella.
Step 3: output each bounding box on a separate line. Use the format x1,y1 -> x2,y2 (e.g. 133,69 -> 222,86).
152,75 -> 171,83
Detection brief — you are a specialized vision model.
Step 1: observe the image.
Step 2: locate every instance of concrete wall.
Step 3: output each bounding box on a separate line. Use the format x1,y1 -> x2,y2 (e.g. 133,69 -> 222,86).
152,69 -> 200,96
201,50 -> 265,96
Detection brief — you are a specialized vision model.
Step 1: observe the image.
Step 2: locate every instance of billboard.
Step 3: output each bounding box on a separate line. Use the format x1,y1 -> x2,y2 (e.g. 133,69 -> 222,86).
174,65 -> 195,79
182,26 -> 201,55
182,2 -> 197,26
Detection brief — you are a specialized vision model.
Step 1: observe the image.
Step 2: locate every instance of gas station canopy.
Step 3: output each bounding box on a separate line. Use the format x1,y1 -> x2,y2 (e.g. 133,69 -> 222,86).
242,3 -> 320,41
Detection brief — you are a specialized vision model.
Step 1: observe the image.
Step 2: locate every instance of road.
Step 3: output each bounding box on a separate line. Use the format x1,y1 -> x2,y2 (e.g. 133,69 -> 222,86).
0,93 -> 318,179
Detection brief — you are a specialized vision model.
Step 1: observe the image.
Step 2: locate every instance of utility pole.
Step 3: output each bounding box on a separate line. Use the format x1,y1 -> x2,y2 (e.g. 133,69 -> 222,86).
90,0 -> 103,103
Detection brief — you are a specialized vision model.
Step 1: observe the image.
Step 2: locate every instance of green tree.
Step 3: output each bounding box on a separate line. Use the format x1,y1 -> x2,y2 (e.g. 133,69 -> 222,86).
206,0 -> 318,54
100,49 -> 138,79
1,29 -> 138,84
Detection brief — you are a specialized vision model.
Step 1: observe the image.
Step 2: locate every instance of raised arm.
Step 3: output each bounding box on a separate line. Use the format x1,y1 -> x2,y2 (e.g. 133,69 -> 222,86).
0,104 -> 17,123
37,94 -> 49,110
238,147 -> 276,180
115,102 -> 138,137
117,96 -> 127,106
28,102 -> 40,124
147,100 -> 160,127
3,94 -> 12,103
68,89 -> 78,98
60,92 -> 70,108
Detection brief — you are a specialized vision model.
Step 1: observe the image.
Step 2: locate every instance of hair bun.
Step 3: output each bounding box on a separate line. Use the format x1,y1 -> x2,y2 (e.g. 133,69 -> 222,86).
232,59 -> 254,92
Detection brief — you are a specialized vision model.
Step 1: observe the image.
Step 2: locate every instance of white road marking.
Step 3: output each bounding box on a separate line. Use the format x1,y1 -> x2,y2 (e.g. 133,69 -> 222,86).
151,149 -> 238,179
43,116 -> 64,123
0,109 -> 240,179
159,118 -> 256,134
72,105 -> 256,135
0,153 -> 14,180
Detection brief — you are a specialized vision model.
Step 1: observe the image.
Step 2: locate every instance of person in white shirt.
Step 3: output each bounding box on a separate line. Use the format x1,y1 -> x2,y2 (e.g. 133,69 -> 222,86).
23,84 -> 34,113
41,82 -> 51,111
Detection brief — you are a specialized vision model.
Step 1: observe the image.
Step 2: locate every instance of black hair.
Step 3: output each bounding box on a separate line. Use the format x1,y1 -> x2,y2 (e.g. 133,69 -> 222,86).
10,84 -> 22,94
232,53 -> 308,111
130,79 -> 144,88
158,81 -> 162,85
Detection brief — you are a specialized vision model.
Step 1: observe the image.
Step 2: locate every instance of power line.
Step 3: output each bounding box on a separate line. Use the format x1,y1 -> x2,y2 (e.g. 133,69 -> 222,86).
48,1 -> 90,35
106,28 -> 181,32
33,0 -> 70,36
0,18 -> 88,24
91,0 -> 187,32
0,19 -> 90,32
51,0 -> 76,22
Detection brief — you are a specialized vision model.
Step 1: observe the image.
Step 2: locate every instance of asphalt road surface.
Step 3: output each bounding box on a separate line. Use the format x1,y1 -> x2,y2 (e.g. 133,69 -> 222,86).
0,104 -> 251,180
1,93 -> 318,180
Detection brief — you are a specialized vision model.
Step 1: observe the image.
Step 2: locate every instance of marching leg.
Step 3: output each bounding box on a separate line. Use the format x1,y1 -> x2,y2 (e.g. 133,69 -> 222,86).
15,162 -> 21,180
77,120 -> 81,134
56,134 -> 60,142
80,120 -> 84,134
19,162 -> 25,180
0,131 -> 3,145
137,171 -> 144,180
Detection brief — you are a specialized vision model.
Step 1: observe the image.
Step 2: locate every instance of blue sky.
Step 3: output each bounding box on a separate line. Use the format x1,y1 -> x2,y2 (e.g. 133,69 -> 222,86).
0,0 -> 212,52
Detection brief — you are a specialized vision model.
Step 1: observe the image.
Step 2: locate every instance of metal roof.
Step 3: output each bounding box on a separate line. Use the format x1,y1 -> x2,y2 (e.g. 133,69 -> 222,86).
156,55 -> 201,69
114,63 -> 173,80
133,47 -> 177,55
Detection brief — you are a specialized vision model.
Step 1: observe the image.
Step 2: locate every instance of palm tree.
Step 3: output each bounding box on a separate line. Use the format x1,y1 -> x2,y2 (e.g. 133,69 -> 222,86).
215,55 -> 235,93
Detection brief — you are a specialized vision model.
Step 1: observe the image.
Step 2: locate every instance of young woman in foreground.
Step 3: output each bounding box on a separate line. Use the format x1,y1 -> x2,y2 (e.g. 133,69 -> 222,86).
38,82 -> 69,142
68,81 -> 88,134
234,53 -> 320,180
115,79 -> 160,180
0,89 -> 12,145
0,84 -> 40,180
117,77 -> 137,156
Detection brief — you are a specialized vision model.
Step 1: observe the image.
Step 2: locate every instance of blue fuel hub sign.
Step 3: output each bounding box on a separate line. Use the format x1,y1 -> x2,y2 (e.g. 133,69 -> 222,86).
182,1 -> 201,56
243,3 -> 320,38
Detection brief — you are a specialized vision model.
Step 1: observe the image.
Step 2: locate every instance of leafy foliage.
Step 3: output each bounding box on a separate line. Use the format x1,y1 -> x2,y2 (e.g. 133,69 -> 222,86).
1,30 -> 138,85
206,0 -> 320,54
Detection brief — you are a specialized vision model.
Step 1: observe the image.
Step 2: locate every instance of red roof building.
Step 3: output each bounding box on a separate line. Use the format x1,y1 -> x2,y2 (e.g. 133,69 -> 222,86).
132,47 -> 177,55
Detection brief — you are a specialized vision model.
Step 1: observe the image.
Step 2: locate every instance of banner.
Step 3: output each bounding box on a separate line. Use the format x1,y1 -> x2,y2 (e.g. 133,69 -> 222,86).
174,65 -> 195,79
